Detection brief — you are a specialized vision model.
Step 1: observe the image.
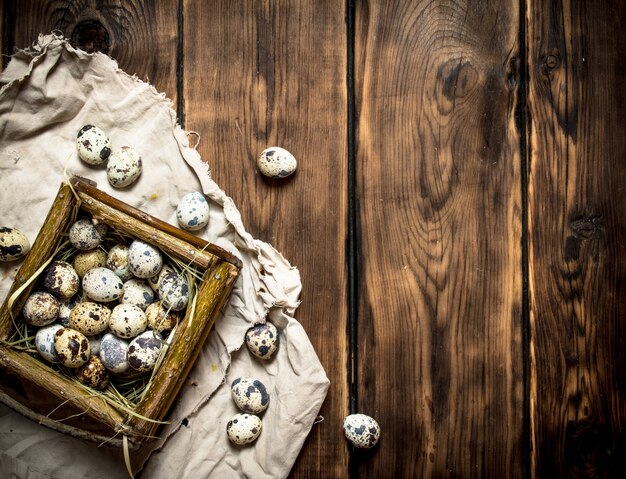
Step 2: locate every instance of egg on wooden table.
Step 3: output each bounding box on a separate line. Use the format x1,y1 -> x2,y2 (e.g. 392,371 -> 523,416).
22,292 -> 59,327
231,377 -> 270,414
68,302 -> 111,336
342,414 -> 381,449
0,227 -> 30,261
99,333 -> 130,374
128,240 -> 163,279
76,125 -> 111,165
107,146 -> 142,188
34,323 -> 64,363
257,147 -> 297,179
176,192 -> 210,231
82,267 -> 124,302
54,327 -> 91,368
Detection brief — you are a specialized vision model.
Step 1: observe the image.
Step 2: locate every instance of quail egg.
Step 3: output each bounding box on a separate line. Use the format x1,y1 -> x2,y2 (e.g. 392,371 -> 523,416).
82,267 -> 124,302
342,414 -> 381,449
257,146 -> 297,179
147,264 -> 175,292
159,271 -> 189,312
106,244 -> 133,281
22,292 -> 59,326
107,146 -> 142,188
121,279 -> 154,310
0,227 -> 30,262
226,413 -> 263,446
69,219 -> 105,251
76,125 -> 112,165
128,331 -> 163,373
43,260 -> 80,299
145,301 -> 178,333
128,240 -> 163,279
245,322 -> 279,360
109,304 -> 147,338
54,327 -> 91,368
34,324 -> 64,363
176,192 -> 210,231
73,249 -> 107,278
99,333 -> 130,373
75,355 -> 109,390
58,297 -> 81,327
231,377 -> 270,414
69,302 -> 111,336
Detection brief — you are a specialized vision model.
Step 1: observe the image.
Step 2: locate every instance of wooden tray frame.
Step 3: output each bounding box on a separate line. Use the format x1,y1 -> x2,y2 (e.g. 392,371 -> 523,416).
0,177 -> 240,445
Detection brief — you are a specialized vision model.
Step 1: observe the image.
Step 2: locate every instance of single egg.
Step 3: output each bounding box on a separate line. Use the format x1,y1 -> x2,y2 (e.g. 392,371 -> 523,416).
76,125 -> 112,165
226,413 -> 263,446
99,333 -> 130,373
34,323 -> 64,363
22,292 -> 59,326
128,331 -> 163,373
109,304 -> 147,339
82,267 -> 124,302
75,355 -> 109,390
106,244 -> 133,281
257,147 -> 297,179
107,146 -> 142,188
147,264 -> 175,292
43,260 -> 80,299
0,227 -> 30,262
128,240 -> 163,279
145,301 -> 178,333
176,192 -> 210,231
231,377 -> 270,414
158,271 -> 189,312
342,414 -> 381,449
69,219 -> 105,251
121,279 -> 154,310
69,302 -> 111,336
73,249 -> 107,278
54,327 -> 91,368
245,322 -> 279,360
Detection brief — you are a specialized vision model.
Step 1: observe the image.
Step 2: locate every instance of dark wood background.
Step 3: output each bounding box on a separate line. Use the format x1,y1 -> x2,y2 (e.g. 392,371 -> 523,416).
2,0 -> 625,477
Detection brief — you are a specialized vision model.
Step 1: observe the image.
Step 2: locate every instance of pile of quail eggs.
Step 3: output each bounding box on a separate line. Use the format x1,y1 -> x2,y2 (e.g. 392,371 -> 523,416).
225,321 -> 280,446
21,215 -> 189,391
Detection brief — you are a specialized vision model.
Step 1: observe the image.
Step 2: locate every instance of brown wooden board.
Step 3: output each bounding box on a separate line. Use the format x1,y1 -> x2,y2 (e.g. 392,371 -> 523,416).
527,0 -> 626,477
182,0 -> 349,477
354,1 -> 524,476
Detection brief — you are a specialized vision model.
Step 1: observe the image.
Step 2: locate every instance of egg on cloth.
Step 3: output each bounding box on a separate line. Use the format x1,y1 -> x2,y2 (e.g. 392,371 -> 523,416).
107,146 -> 142,188
128,240 -> 163,279
109,304 -> 147,338
43,260 -> 80,299
226,413 -> 263,446
73,249 -> 107,278
176,192 -> 210,231
69,219 -> 106,250
342,414 -> 381,449
145,301 -> 178,333
34,324 -> 64,363
99,333 -> 130,373
257,146 -> 297,179
106,244 -> 133,281
245,322 -> 279,360
69,302 -> 111,336
128,331 -> 163,373
231,377 -> 270,414
121,279 -> 154,310
22,292 -> 59,326
0,227 -> 30,261
76,124 -> 111,165
82,267 -> 124,302
159,271 -> 189,312
54,327 -> 91,368
75,356 -> 109,390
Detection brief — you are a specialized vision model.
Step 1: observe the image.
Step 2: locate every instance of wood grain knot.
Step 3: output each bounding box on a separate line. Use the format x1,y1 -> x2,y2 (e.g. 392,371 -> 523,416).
540,51 -> 561,75
564,420 -> 614,478
70,20 -> 111,54
435,59 -> 478,113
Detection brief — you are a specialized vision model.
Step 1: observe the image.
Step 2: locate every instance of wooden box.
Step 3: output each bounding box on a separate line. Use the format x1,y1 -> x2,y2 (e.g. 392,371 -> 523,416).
0,177 -> 240,446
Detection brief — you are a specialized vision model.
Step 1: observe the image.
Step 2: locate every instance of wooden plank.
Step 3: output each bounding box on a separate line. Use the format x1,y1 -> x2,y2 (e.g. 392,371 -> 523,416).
183,1 -> 349,477
527,0 -> 626,477
9,0 -> 178,105
355,1 -> 523,476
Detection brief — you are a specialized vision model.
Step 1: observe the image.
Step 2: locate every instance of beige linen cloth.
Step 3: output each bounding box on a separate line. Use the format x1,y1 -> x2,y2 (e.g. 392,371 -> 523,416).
0,34 -> 329,478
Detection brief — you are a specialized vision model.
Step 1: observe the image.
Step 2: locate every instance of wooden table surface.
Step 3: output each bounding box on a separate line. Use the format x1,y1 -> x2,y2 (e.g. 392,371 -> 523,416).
3,0 -> 626,477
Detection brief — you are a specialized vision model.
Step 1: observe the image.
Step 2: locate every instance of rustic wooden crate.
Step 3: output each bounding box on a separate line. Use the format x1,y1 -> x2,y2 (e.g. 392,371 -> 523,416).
0,176 -> 240,446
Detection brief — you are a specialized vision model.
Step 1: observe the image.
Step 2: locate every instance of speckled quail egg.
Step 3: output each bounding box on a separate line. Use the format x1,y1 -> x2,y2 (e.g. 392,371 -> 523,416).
82,267 -> 124,302
99,333 -> 130,373
54,327 -> 91,368
145,301 -> 178,333
43,260 -> 80,299
159,271 -> 189,312
245,322 -> 279,360
69,302 -> 111,336
109,304 -> 147,339
226,413 -> 263,446
257,146 -> 297,179
76,124 -> 112,165
22,292 -> 59,326
128,240 -> 163,279
121,279 -> 154,310
231,377 -> 270,414
106,244 -> 133,281
147,264 -> 175,292
176,192 -> 210,231
128,331 -> 163,373
0,227 -> 30,262
75,355 -> 109,390
342,414 -> 381,449
69,219 -> 105,251
88,334 -> 102,356
107,146 -> 142,188
73,249 -> 107,278
34,324 -> 64,363
58,296 -> 81,327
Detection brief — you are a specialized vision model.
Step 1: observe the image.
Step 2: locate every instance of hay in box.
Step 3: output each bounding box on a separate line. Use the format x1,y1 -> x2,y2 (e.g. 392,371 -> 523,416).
0,176 -> 240,446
